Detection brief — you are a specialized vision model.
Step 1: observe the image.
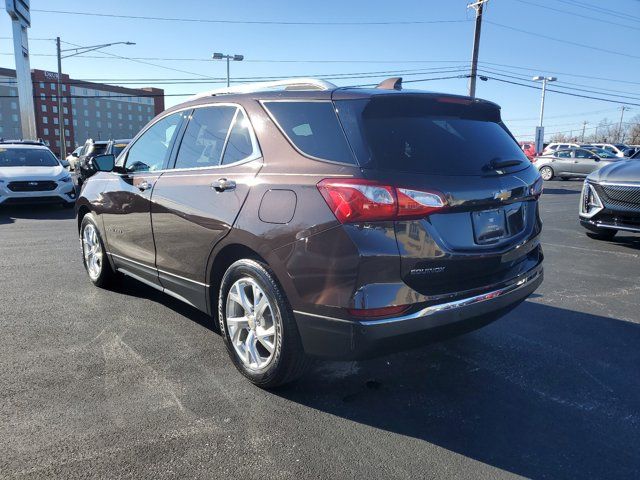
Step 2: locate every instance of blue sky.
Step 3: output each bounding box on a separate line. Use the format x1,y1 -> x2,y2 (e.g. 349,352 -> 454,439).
1,0 -> 639,140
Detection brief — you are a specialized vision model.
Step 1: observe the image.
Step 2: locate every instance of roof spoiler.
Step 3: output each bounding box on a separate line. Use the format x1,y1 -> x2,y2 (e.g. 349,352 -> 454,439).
376,77 -> 403,91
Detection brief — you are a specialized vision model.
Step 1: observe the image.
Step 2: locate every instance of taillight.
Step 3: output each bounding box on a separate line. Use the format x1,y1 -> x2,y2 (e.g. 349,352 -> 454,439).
317,179 -> 446,223
347,304 -> 410,319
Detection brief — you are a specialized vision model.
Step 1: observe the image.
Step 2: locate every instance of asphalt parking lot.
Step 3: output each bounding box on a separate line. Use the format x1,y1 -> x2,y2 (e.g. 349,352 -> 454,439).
1,180 -> 639,479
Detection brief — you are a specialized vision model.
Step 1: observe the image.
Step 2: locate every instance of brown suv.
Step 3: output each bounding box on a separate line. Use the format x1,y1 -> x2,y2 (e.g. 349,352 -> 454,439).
77,77 -> 544,388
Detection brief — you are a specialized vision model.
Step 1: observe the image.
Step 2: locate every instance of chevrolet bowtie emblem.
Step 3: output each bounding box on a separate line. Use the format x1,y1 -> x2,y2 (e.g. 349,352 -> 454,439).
494,190 -> 511,201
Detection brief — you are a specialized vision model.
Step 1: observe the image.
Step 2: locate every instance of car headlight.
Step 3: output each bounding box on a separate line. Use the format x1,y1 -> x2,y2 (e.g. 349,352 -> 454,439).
580,181 -> 603,218
59,175 -> 72,183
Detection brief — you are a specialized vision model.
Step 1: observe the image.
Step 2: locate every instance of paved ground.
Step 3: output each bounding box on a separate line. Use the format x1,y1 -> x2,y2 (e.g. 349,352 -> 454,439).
1,180 -> 639,479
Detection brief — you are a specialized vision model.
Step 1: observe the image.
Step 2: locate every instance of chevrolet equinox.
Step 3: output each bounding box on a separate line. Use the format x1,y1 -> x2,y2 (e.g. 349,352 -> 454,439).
77,77 -> 544,388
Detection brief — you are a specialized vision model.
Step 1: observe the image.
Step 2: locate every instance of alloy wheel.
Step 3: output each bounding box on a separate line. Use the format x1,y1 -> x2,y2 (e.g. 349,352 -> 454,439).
540,167 -> 553,181
82,223 -> 103,280
225,277 -> 277,370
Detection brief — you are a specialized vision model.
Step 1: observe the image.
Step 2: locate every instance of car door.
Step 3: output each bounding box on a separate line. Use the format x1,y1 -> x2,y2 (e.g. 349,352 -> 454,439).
551,149 -> 574,175
150,104 -> 262,309
572,148 -> 599,175
100,111 -> 186,286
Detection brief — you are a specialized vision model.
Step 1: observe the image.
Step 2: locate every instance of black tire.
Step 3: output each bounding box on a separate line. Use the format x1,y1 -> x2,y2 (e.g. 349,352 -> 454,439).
80,213 -> 119,288
586,228 -> 617,241
218,259 -> 308,388
539,166 -> 554,181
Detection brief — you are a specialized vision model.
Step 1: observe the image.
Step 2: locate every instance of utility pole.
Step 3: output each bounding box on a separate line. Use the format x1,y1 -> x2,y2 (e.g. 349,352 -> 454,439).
56,37 -> 65,158
532,76 -> 557,153
467,0 -> 488,98
212,52 -> 244,87
581,121 -> 588,142
5,0 -> 36,140
617,106 -> 627,143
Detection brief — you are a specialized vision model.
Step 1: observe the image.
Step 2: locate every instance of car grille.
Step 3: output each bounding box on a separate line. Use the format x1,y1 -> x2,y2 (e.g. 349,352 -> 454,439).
7,180 -> 57,192
594,183 -> 640,212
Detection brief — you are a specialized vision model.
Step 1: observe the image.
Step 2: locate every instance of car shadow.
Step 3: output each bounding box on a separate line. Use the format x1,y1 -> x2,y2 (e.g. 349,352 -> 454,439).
106,277 -> 640,478
272,301 -> 640,479
0,204 -> 76,225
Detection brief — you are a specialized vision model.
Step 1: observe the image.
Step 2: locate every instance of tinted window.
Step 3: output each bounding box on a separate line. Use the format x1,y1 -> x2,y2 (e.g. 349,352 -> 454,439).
221,109 -> 257,165
0,147 -> 58,167
337,96 -> 526,175
556,150 -> 572,158
575,149 -> 593,159
263,101 -> 356,164
111,142 -> 129,158
125,112 -> 183,173
89,144 -> 108,157
174,106 -> 235,169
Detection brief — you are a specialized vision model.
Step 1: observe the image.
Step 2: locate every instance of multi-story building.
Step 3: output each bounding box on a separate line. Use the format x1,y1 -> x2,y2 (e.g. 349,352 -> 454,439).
0,67 -> 164,156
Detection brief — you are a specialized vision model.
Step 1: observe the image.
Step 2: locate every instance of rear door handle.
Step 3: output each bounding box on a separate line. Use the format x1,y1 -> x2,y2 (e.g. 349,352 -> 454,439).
212,178 -> 236,192
138,180 -> 154,191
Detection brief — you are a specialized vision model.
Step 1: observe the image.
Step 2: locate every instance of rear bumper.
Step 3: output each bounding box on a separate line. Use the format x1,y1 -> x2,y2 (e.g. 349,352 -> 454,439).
294,265 -> 543,359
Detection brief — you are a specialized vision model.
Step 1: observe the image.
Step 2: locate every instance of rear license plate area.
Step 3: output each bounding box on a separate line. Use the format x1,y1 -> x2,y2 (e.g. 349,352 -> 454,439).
472,208 -> 507,244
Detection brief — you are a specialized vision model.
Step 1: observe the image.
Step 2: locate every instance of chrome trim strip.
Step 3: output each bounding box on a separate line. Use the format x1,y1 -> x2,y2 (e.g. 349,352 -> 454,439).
108,252 -> 209,287
597,181 -> 640,188
117,267 -> 197,308
294,268 -> 542,326
291,310 -> 357,324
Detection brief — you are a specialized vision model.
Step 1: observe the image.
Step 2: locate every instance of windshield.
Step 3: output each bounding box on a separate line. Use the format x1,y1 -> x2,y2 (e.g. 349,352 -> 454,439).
0,147 -> 59,167
89,144 -> 109,157
336,96 -> 527,175
588,148 -> 618,159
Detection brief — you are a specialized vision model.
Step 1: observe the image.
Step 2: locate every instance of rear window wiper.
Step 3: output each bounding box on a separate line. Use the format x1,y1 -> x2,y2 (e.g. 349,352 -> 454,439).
483,158 -> 525,171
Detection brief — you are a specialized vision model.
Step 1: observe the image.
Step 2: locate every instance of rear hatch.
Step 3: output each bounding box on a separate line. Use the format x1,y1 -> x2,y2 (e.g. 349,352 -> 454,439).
335,94 -> 543,296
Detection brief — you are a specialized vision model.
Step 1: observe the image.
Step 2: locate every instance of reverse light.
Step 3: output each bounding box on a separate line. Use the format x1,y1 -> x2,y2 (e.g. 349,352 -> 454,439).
317,179 -> 446,224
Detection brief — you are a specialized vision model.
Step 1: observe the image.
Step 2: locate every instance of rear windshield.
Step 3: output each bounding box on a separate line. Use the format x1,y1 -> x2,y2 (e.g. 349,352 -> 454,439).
336,96 -> 528,175
0,147 -> 58,167
89,144 -> 108,157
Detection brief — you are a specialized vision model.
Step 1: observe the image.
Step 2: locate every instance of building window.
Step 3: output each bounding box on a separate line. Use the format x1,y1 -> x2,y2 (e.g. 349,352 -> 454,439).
10,101 -> 17,110
96,111 -> 101,118
43,117 -> 48,124
52,96 -> 57,102
72,119 -> 77,127
55,140 -> 60,147
64,119 -> 69,126
137,105 -> 142,112
128,114 -> 132,121
71,98 -> 76,105
43,128 -> 49,135
62,97 -> 67,104
117,103 -> 122,110
128,104 -> 132,111
84,109 -> 88,116
107,122 -> 112,128
147,106 -> 151,113
40,93 -> 45,100
72,108 -> 77,115
118,113 -> 122,120
138,115 -> 142,121
107,101 -> 111,108
41,105 -> 47,112
66,140 -> 71,147
39,82 -> 44,88
62,84 -> 67,92
53,117 -> 59,125
65,129 -> 70,137
83,99 -> 88,106
63,107 -> 68,114
84,120 -> 89,127
55,128 -> 60,136
97,121 -> 102,128
95,100 -> 99,107
11,114 -> 18,122
52,105 -> 58,113
107,111 -> 111,119
50,83 -> 55,90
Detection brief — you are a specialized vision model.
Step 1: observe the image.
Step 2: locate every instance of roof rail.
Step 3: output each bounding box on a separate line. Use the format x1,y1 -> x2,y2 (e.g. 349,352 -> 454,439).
189,78 -> 337,100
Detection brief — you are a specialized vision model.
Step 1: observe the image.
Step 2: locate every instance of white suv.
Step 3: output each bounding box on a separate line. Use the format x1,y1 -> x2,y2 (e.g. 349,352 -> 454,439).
0,141 -> 76,208
590,143 -> 629,158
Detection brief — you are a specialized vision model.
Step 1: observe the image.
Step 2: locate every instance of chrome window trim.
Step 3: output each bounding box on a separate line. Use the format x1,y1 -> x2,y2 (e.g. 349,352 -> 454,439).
259,99 -> 360,167
118,102 -> 262,172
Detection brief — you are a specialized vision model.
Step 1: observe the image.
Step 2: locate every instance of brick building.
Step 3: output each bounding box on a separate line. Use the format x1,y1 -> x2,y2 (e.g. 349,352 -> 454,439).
0,67 -> 164,156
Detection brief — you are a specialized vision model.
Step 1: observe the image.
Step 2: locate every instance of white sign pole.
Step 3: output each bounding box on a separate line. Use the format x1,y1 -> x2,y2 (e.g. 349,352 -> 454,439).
5,0 -> 37,140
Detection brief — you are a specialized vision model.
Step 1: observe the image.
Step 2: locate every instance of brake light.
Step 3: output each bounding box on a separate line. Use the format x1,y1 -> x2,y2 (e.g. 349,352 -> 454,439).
317,179 -> 446,223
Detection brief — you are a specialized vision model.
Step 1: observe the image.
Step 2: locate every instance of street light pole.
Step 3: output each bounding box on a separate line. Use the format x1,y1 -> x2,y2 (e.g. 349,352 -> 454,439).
617,106 -> 627,143
212,52 -> 244,87
532,75 -> 557,151
56,39 -> 135,158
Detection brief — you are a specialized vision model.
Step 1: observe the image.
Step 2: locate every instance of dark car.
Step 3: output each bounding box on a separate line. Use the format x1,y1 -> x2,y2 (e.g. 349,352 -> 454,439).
580,158 -> 640,240
76,78 -> 544,388
76,139 -> 130,187
535,147 -> 619,181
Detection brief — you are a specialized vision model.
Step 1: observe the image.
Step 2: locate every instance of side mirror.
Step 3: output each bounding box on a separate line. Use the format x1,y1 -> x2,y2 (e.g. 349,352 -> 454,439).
93,154 -> 115,172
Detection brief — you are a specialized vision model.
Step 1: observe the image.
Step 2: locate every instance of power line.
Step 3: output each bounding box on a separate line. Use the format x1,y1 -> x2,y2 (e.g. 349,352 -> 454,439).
29,9 -> 471,26
485,20 -> 640,60
555,0 -> 640,23
513,0 -> 640,30
505,108 -> 620,122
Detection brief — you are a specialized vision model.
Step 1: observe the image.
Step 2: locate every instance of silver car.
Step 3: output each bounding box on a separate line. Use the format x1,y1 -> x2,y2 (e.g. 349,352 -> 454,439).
535,147 -> 619,181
